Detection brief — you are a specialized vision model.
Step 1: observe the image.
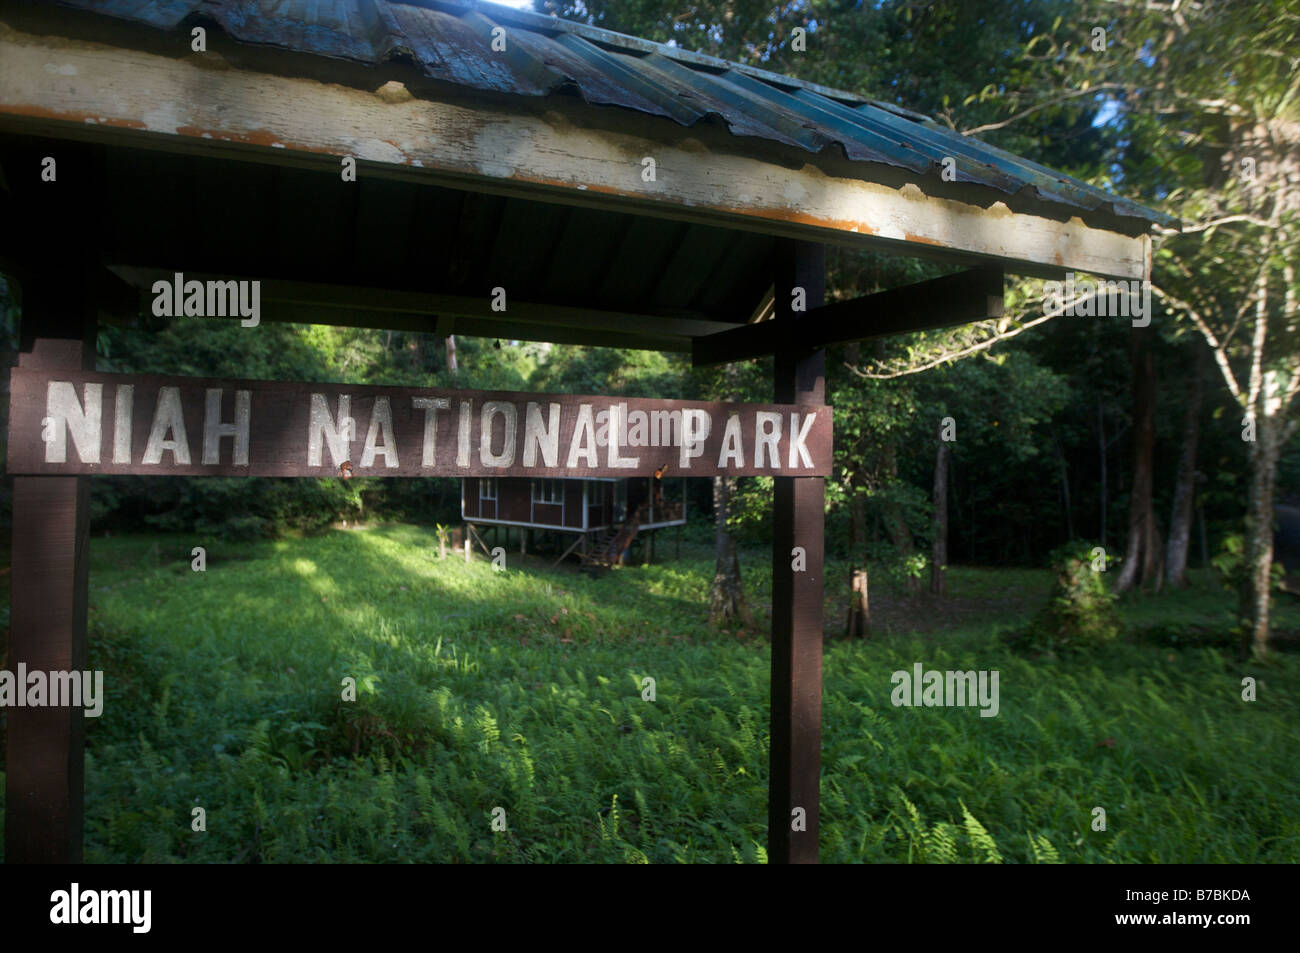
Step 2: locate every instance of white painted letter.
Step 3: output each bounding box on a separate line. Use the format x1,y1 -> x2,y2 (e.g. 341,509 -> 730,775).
567,404 -> 599,468
360,397 -> 399,468
308,394 -> 352,468
680,409 -> 710,468
202,389 -> 250,465
755,411 -> 782,468
142,387 -> 191,465
412,397 -> 449,467
522,402 -> 560,469
44,381 -> 102,463
479,401 -> 517,467
788,412 -> 815,468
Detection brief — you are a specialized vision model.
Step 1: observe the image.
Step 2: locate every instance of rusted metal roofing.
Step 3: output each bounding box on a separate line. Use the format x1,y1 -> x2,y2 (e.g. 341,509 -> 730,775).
47,0 -> 1174,228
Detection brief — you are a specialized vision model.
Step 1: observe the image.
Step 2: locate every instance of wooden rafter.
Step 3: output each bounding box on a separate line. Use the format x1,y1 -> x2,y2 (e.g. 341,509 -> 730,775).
692,267 -> 1004,366
107,267 -> 739,351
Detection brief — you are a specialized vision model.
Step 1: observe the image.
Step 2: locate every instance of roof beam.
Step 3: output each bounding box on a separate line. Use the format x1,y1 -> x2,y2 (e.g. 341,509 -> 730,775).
0,25 -> 1150,281
107,267 -> 737,351
692,267 -> 1004,366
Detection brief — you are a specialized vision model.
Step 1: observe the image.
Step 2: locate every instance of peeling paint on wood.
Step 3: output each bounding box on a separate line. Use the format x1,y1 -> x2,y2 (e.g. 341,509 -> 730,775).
0,28 -> 1150,279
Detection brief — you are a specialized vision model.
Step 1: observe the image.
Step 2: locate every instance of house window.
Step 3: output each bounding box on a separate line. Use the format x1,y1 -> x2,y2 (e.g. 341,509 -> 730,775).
479,478 -> 497,501
532,478 -> 563,505
589,481 -> 606,505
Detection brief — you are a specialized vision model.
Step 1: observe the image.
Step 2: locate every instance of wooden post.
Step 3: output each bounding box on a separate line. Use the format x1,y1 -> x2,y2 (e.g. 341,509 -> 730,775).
464,523 -> 492,558
520,527 -> 527,557
5,271 -> 96,863
846,568 -> 870,638
768,240 -> 825,864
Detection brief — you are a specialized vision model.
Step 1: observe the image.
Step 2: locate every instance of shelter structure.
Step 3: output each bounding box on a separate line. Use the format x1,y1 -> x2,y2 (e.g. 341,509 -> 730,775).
0,0 -> 1172,863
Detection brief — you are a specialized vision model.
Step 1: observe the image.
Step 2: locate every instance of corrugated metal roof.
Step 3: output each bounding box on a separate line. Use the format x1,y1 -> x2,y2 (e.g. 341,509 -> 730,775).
48,0 -> 1175,228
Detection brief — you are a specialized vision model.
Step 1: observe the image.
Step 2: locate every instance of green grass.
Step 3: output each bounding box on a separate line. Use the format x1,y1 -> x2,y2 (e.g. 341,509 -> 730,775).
1,525 -> 1297,863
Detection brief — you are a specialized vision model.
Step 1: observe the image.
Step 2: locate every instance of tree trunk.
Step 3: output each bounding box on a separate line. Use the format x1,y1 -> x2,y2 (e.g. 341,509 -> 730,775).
930,436 -> 949,596
849,479 -> 866,563
881,442 -> 919,592
446,334 -> 458,376
843,342 -> 867,565
409,333 -> 424,374
1115,325 -> 1162,592
709,474 -> 751,627
1098,396 -> 1108,550
1198,496 -> 1209,572
1057,439 -> 1074,541
1165,353 -> 1203,587
1241,416 -> 1281,658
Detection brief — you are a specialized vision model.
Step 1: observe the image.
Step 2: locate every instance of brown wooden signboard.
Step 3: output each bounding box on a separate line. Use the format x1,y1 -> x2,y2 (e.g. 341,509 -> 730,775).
7,369 -> 833,479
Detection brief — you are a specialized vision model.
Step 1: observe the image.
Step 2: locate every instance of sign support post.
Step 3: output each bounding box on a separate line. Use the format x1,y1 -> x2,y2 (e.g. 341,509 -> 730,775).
768,240 -> 826,864
5,272 -> 96,864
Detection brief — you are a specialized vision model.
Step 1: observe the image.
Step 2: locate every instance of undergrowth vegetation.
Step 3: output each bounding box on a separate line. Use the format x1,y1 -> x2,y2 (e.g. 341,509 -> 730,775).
0,525 -> 1296,863
1008,543 -> 1123,656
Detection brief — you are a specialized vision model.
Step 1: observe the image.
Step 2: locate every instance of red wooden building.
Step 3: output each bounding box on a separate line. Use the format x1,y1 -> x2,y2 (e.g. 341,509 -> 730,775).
461,475 -> 687,567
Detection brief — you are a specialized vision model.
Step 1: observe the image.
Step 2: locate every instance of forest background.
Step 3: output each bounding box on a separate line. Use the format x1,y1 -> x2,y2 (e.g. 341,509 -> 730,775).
1,0 -> 1296,652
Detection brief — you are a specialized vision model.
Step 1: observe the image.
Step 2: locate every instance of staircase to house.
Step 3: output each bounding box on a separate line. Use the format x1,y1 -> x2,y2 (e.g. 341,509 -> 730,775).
580,503 -> 647,574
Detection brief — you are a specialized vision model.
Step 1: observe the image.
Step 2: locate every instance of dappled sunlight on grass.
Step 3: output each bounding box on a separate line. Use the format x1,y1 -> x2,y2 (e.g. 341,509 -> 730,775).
3,526 -> 1295,863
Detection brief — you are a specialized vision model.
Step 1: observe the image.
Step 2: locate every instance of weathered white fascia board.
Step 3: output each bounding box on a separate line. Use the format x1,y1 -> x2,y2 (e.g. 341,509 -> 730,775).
0,24 -> 1148,281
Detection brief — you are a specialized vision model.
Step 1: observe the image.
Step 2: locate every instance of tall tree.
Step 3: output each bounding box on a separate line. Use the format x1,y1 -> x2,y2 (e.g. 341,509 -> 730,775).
695,352 -> 767,627
709,473 -> 752,627
1166,348 -> 1205,587
930,420 -> 950,596
988,0 -> 1300,656
1115,325 -> 1163,592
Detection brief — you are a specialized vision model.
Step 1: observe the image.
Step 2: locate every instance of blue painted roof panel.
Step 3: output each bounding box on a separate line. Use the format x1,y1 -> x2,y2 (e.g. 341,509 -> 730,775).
46,0 -> 1175,227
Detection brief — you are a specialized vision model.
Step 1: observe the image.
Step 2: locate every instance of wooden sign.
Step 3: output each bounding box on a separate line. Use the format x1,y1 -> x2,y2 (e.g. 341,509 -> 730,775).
7,369 -> 833,478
